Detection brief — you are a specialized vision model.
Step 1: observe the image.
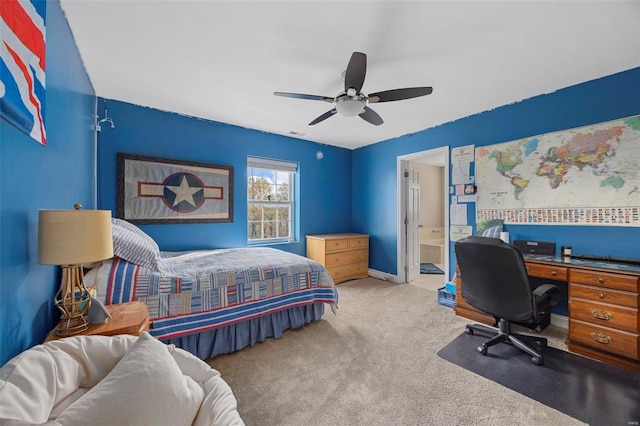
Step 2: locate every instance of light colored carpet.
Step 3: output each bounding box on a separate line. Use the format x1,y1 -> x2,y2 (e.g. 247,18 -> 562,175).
208,278 -> 585,426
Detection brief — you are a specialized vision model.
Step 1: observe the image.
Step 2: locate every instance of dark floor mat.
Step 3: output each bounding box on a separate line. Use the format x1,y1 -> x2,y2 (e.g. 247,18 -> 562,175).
437,332 -> 640,426
420,263 -> 444,274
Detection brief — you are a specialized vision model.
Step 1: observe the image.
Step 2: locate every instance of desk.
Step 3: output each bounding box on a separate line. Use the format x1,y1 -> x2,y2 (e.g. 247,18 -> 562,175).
454,255 -> 640,373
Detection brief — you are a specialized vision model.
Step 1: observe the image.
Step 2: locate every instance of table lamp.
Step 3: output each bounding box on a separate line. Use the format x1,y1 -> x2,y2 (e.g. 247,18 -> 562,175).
38,206 -> 113,336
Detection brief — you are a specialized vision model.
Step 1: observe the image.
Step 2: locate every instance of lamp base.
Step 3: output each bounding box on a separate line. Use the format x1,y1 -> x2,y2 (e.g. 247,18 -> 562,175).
55,313 -> 89,336
54,264 -> 92,336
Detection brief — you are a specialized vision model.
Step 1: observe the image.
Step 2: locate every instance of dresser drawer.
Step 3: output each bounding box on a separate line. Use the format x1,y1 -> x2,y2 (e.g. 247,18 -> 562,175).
525,263 -> 568,281
327,262 -> 368,283
570,283 -> 638,308
570,319 -> 639,360
570,299 -> 638,333
325,239 -> 350,252
570,269 -> 639,292
325,249 -> 368,268
349,237 -> 369,249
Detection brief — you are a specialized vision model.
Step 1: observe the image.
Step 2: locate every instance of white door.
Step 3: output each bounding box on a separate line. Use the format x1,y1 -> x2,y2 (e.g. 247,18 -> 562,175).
405,162 -> 421,282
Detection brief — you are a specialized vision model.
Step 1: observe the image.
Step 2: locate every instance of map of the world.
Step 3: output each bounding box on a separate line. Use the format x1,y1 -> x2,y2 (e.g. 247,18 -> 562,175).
476,115 -> 640,226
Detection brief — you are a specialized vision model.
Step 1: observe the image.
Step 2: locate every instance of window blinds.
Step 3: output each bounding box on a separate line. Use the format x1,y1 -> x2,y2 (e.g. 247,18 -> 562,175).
247,157 -> 298,172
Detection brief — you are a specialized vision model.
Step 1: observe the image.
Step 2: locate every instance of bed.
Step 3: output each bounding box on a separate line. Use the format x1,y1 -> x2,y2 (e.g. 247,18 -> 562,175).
84,218 -> 339,359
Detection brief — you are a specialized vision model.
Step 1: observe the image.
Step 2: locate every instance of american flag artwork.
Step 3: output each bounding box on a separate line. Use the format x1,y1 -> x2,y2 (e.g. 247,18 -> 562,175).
0,0 -> 46,145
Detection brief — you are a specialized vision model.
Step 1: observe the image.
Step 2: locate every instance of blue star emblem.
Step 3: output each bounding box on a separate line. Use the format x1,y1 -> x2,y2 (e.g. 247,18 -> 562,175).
162,172 -> 205,212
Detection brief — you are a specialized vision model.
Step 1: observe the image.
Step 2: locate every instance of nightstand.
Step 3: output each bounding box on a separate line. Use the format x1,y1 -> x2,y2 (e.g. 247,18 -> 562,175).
45,301 -> 150,342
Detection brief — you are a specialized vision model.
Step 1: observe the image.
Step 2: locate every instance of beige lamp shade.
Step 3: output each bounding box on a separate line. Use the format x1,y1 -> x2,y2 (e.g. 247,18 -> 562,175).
38,209 -> 114,265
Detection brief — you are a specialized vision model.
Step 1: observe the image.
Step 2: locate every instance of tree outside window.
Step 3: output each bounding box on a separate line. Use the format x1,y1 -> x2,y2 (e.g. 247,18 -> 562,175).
247,160 -> 295,244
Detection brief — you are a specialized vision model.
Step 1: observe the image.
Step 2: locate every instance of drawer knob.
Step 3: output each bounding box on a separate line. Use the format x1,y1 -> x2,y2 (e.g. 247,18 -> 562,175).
591,309 -> 613,321
551,271 -> 557,276
598,293 -> 604,299
598,278 -> 605,284
590,332 -> 612,344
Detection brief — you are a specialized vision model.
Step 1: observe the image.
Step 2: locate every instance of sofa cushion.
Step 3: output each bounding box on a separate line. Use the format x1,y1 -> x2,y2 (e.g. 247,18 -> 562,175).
56,332 -> 204,425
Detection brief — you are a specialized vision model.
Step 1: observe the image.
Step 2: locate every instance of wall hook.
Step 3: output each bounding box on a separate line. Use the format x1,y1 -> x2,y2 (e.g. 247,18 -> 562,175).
96,101 -> 115,131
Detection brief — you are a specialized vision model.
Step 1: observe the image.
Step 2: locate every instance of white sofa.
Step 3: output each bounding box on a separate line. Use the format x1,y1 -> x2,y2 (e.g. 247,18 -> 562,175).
0,332 -> 244,425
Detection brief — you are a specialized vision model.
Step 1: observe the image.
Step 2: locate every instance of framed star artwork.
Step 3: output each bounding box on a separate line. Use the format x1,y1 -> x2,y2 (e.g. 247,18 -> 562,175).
116,153 -> 233,224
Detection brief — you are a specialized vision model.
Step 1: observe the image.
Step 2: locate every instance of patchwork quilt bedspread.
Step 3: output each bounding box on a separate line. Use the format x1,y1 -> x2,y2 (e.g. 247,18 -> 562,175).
93,247 -> 338,340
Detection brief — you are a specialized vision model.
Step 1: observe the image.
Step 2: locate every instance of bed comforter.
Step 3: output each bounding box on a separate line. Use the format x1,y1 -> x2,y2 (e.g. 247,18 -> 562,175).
90,247 -> 338,340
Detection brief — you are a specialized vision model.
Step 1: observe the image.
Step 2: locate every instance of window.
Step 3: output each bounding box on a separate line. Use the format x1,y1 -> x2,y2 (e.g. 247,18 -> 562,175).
247,157 -> 297,244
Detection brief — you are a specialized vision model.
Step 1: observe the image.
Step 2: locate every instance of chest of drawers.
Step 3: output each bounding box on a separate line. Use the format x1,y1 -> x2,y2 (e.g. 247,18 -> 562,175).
567,268 -> 639,369
306,234 -> 369,284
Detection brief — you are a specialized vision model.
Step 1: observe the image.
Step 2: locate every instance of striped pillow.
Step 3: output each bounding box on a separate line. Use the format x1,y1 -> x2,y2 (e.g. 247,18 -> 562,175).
111,219 -> 160,270
481,224 -> 503,239
112,217 -> 151,240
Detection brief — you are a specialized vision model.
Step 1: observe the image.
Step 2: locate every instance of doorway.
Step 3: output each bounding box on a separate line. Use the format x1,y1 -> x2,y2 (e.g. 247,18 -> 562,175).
397,147 -> 450,283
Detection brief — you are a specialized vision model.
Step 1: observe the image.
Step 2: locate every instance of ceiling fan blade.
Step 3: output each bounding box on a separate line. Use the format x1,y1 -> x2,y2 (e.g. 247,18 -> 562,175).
367,87 -> 433,103
274,92 -> 334,102
344,52 -> 367,93
359,106 -> 383,126
309,109 -> 337,125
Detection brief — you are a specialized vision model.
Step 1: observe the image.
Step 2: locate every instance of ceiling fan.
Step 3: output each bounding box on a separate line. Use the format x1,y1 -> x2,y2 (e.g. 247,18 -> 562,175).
274,52 -> 433,126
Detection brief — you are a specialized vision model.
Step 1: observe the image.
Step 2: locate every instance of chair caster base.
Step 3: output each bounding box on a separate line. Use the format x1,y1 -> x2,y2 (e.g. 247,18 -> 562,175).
464,320 -> 548,366
535,340 -> 547,348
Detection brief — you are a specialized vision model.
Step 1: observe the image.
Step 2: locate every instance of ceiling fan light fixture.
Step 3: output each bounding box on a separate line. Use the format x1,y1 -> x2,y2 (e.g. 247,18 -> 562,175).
274,52 -> 432,126
335,96 -> 366,117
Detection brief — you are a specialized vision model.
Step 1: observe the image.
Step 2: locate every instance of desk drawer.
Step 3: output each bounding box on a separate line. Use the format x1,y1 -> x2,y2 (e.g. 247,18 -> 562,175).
570,299 -> 638,333
525,263 -> 568,281
570,269 -> 639,292
570,319 -> 638,360
325,249 -> 368,268
570,283 -> 638,308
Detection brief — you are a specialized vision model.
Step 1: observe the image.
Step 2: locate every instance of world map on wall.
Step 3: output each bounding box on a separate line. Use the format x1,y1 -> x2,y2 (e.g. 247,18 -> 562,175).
476,116 -> 640,226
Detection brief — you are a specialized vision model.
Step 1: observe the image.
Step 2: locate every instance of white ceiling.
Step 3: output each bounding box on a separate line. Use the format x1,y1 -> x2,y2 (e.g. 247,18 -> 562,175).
60,1 -> 640,150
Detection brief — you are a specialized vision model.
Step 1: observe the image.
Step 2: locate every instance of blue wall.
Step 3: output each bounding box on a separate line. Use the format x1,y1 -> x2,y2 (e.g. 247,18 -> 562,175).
0,1 -> 95,365
96,100 -> 353,256
352,67 -> 640,276
2,2 -> 638,368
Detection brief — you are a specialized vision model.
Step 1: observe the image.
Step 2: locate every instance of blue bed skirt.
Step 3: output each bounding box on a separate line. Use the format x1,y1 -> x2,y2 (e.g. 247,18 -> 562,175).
163,302 -> 326,359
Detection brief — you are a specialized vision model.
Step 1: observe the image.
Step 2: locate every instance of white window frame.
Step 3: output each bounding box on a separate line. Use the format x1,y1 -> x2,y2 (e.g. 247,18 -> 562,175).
247,156 -> 297,245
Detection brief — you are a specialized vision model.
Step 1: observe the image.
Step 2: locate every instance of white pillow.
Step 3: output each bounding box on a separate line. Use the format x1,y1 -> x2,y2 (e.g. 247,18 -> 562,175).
56,332 -> 204,426
111,219 -> 160,270
169,345 -> 220,383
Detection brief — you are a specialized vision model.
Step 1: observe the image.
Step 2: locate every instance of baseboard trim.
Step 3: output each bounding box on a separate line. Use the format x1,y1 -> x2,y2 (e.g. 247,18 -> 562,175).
550,314 -> 568,329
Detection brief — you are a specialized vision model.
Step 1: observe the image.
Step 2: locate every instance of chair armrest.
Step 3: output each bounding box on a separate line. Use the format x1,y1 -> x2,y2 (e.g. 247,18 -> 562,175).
533,284 -> 561,307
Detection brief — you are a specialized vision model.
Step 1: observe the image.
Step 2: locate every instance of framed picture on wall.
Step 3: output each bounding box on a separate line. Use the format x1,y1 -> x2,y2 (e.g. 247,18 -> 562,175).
117,153 -> 233,224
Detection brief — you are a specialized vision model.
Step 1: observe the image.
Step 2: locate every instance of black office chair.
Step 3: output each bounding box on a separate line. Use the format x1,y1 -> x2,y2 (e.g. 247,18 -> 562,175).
454,236 -> 560,365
